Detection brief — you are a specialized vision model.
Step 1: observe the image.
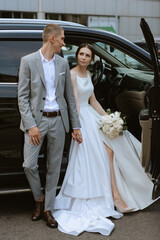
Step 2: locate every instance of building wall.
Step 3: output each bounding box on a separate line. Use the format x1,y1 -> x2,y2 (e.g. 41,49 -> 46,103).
0,0 -> 159,41
0,0 -> 38,12
118,0 -> 160,41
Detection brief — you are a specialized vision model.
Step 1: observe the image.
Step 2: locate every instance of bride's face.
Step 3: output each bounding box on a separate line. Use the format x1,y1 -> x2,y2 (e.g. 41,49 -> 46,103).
77,47 -> 92,67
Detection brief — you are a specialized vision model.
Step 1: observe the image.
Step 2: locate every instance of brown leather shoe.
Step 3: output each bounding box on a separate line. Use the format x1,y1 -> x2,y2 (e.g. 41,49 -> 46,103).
43,210 -> 58,228
32,201 -> 44,221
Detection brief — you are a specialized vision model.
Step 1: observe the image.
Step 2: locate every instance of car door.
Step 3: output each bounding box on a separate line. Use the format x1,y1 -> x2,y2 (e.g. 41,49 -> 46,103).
0,38 -> 47,191
139,18 -> 160,199
0,39 -> 24,190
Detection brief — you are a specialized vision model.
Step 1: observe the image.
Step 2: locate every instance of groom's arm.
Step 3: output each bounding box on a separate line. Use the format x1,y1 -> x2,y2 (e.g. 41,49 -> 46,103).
18,57 -> 37,131
64,61 -> 82,143
64,60 -> 81,129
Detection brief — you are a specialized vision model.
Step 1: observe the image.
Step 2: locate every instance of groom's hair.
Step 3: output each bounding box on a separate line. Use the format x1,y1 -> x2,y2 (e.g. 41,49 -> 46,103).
42,24 -> 64,42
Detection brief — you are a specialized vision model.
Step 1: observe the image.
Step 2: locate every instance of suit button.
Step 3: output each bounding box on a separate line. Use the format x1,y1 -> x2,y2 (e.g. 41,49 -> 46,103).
43,97 -> 45,100
40,110 -> 43,112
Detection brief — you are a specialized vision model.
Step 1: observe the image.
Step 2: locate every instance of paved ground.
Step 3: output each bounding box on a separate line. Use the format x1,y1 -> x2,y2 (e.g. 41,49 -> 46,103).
0,193 -> 159,240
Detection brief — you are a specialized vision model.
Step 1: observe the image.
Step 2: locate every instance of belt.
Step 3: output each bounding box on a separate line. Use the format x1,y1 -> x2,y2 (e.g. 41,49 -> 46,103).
42,111 -> 61,117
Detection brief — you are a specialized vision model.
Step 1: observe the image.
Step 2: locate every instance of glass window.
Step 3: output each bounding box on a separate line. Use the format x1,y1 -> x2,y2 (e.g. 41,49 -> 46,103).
22,12 -> 37,19
96,42 -> 151,71
0,11 -> 36,19
13,12 -> 21,18
45,13 -> 87,25
45,13 -> 59,20
62,43 -> 100,74
79,15 -> 87,26
0,41 -> 42,82
0,11 -> 12,18
62,44 -> 78,69
60,14 -> 87,26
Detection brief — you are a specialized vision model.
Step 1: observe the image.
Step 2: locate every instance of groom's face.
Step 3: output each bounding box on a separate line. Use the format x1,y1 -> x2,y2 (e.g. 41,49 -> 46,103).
52,30 -> 65,53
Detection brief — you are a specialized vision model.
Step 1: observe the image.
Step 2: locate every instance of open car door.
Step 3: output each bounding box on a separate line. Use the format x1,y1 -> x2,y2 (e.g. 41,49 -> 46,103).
139,18 -> 160,199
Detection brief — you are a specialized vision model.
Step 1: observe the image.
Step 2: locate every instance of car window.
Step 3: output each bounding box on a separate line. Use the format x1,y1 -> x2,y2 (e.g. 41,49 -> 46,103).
62,43 -> 101,74
0,40 -> 42,82
134,41 -> 160,58
61,42 -> 154,84
62,44 -> 78,69
96,42 -> 151,71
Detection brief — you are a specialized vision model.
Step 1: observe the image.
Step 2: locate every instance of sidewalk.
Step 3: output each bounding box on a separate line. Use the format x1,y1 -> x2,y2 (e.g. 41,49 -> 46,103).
0,193 -> 159,240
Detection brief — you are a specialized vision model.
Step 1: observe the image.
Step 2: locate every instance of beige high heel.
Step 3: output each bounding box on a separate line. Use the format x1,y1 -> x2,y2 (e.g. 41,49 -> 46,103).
114,201 -> 135,213
116,205 -> 135,213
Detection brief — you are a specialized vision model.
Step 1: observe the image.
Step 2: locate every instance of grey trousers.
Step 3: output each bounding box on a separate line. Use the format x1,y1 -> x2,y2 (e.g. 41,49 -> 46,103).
23,116 -> 65,211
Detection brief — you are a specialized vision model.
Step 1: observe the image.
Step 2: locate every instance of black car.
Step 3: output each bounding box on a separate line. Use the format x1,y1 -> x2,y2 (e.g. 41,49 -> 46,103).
134,39 -> 160,57
0,18 -> 159,195
139,18 -> 160,198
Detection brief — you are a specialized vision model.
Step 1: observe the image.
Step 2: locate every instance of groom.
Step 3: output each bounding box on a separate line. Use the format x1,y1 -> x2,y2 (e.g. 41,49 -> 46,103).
18,23 -> 82,228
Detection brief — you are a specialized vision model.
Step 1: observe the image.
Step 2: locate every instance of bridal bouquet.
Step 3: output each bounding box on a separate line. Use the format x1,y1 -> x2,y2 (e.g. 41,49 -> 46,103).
100,109 -> 127,139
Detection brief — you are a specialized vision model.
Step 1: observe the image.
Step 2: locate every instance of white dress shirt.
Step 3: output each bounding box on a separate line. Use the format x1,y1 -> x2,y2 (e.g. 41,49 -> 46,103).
29,50 -> 79,130
40,49 -> 59,112
28,50 -> 60,130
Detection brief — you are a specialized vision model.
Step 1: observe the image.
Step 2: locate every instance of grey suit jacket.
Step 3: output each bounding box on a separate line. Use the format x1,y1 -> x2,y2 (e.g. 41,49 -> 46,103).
18,50 -> 80,133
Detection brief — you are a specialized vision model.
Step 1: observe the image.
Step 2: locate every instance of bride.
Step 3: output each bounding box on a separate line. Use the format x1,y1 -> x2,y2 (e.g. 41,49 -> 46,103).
53,43 -> 156,236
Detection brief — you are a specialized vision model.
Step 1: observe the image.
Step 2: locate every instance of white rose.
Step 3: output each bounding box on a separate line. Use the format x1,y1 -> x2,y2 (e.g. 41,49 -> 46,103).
110,127 -> 116,135
101,115 -> 110,125
117,125 -> 123,133
114,111 -> 121,117
113,121 -> 119,128
119,119 -> 124,125
108,120 -> 113,127
103,125 -> 110,133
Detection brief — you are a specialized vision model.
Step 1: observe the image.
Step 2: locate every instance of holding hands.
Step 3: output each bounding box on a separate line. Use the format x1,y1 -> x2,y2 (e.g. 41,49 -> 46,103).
72,129 -> 82,144
29,127 -> 82,145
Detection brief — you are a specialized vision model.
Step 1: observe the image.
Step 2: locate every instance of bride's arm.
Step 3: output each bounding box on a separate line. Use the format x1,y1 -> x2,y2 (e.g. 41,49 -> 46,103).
89,93 -> 106,115
70,70 -> 80,115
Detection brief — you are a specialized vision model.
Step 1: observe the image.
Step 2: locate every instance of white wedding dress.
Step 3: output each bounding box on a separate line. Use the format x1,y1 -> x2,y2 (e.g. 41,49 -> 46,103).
53,73 -> 155,236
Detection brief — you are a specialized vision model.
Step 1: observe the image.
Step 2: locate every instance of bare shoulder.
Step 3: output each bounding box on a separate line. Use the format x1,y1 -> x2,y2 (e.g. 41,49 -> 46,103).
70,68 -> 77,82
87,70 -> 91,77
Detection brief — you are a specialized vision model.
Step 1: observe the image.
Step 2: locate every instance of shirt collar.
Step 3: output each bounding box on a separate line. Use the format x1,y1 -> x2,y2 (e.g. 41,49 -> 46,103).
39,49 -> 55,63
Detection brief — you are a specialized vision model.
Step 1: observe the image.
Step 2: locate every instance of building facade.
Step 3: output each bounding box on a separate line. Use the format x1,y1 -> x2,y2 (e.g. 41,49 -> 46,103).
0,0 -> 160,41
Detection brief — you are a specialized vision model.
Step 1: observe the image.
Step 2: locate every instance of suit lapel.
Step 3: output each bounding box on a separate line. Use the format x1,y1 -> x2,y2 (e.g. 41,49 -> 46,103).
34,52 -> 61,90
35,51 -> 46,88
54,54 -> 60,90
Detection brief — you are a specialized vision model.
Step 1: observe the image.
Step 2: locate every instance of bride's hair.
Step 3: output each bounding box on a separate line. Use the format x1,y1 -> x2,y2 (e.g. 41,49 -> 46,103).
76,43 -> 95,61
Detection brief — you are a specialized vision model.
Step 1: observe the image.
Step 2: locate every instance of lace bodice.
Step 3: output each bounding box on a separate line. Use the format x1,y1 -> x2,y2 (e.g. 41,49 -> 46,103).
76,73 -> 94,105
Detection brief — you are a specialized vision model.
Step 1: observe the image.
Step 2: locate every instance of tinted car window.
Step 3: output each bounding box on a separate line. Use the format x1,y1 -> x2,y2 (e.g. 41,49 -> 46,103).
0,40 -> 42,82
134,41 -> 160,58
62,43 -> 100,74
96,42 -> 151,71
62,44 -> 78,69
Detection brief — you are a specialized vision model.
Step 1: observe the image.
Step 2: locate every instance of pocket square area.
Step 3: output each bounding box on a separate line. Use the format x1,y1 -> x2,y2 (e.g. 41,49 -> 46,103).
59,72 -> 65,75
